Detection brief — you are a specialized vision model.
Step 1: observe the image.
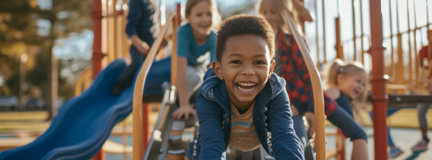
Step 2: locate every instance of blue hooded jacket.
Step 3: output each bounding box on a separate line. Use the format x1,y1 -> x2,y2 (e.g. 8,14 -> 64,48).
186,69 -> 304,160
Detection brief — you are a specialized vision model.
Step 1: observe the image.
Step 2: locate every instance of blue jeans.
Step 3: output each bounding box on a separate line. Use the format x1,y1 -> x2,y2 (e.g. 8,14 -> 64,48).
116,47 -> 146,86
293,104 -> 367,145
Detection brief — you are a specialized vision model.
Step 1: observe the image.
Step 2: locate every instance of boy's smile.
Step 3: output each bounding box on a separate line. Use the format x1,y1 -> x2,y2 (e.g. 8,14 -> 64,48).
213,34 -> 274,112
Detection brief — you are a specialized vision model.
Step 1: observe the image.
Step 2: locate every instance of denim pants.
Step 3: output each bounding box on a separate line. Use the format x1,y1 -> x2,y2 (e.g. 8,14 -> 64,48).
116,47 -> 147,86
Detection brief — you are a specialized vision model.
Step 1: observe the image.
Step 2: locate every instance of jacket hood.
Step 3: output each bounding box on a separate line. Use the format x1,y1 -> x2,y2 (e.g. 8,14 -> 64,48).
198,68 -> 286,102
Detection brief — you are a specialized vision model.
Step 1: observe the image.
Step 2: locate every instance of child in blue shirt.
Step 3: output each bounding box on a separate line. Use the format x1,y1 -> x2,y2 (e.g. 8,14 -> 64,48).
111,0 -> 158,96
172,0 -> 221,120
186,14 -> 304,160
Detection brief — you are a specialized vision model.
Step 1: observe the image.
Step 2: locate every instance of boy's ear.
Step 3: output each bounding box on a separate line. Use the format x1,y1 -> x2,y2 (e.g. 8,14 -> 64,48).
212,61 -> 224,80
269,59 -> 275,77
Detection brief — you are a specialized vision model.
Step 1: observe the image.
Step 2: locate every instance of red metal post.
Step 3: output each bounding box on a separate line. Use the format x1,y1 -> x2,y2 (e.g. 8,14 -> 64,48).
91,0 -> 106,159
368,0 -> 388,160
176,4 -> 182,26
92,0 -> 106,79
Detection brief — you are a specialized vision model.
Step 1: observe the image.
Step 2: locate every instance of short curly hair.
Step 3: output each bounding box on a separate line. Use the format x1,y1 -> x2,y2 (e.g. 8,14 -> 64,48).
216,14 -> 275,62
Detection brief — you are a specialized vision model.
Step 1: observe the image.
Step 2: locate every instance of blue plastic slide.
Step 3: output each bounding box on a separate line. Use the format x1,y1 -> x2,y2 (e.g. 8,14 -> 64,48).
0,57 -> 171,160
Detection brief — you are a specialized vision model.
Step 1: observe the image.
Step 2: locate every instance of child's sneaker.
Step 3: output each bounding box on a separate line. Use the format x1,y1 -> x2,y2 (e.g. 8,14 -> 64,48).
411,139 -> 429,151
388,147 -> 403,158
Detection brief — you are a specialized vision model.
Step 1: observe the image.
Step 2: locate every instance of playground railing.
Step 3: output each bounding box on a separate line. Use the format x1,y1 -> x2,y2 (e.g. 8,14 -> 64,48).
74,67 -> 93,96
282,11 -> 327,160
132,13 -> 177,160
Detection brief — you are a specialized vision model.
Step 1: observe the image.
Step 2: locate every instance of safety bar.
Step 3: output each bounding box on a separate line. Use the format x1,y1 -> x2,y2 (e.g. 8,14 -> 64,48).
74,67 -> 93,96
132,13 -> 177,160
281,11 -> 326,160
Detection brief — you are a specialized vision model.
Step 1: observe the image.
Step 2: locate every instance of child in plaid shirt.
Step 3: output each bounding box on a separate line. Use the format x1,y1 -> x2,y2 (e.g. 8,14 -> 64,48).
258,0 -> 369,159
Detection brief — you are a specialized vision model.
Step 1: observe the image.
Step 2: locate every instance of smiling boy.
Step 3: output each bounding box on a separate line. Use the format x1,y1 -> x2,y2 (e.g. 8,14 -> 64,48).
186,14 -> 304,160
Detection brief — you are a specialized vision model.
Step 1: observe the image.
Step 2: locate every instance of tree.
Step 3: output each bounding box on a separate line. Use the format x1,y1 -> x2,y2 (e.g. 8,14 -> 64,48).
0,0 -> 93,118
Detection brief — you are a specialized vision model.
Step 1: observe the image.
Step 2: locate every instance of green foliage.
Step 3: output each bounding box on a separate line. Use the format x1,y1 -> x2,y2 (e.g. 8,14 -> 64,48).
0,0 -> 92,100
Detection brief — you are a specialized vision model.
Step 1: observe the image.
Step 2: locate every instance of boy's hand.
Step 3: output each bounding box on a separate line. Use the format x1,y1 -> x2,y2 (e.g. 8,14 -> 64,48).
304,112 -> 315,137
130,35 -> 150,55
172,105 -> 196,120
136,42 -> 150,55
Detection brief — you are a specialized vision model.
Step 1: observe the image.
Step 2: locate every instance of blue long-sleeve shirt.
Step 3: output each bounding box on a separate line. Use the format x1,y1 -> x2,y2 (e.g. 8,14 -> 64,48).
186,69 -> 305,160
125,0 -> 158,47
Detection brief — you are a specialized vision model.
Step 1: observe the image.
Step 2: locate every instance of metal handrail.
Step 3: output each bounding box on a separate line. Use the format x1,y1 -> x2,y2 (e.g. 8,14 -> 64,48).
281,11 -> 326,160
132,13 -> 177,160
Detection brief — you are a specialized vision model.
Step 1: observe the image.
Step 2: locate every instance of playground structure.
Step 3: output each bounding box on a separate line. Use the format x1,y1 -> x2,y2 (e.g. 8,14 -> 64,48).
1,0 -> 432,160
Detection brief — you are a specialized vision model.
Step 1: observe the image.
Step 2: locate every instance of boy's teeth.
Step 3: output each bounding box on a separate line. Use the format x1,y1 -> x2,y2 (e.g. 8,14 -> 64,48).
237,85 -> 256,92
238,83 -> 255,86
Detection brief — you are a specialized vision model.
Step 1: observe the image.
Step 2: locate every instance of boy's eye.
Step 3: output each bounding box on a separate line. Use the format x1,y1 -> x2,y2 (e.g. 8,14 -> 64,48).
230,60 -> 241,64
255,61 -> 266,65
197,13 -> 202,17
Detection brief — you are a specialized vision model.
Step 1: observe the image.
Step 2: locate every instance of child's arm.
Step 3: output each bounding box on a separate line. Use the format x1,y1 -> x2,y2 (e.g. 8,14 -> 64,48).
195,94 -> 226,159
268,89 -> 305,159
291,0 -> 314,22
172,26 -> 196,120
125,0 -> 150,55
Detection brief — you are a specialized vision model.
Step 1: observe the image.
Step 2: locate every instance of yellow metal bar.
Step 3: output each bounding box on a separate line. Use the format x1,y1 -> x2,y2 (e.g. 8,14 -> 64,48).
132,13 -> 176,160
396,34 -> 404,94
74,67 -> 93,96
282,11 -> 326,160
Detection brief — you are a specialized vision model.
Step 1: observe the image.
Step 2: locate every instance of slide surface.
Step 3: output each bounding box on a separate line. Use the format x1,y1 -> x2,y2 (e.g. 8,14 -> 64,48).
0,57 -> 171,160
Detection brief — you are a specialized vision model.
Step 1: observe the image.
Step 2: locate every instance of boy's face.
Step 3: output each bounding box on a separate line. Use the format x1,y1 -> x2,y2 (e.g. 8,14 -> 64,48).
213,35 -> 275,108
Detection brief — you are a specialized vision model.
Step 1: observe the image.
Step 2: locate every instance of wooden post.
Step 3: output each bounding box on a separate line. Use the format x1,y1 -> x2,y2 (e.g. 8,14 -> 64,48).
142,103 -> 149,151
369,0 -> 388,159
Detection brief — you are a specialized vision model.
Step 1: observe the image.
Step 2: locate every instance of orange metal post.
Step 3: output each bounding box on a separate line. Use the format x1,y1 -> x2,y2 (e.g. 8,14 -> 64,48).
176,4 -> 182,26
369,0 -> 388,160
359,0 -> 365,64
395,0 -> 405,94
91,0 -> 105,79
335,17 -> 344,60
407,0 -> 413,87
315,0 -> 320,70
413,0 -> 420,92
352,0 -> 357,61
336,129 -> 345,160
321,0 -> 327,63
93,150 -> 105,160
388,0 -> 394,84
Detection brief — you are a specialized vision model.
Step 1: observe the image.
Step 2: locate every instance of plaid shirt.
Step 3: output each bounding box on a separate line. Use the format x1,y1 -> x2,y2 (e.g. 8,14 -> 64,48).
277,31 -> 337,116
